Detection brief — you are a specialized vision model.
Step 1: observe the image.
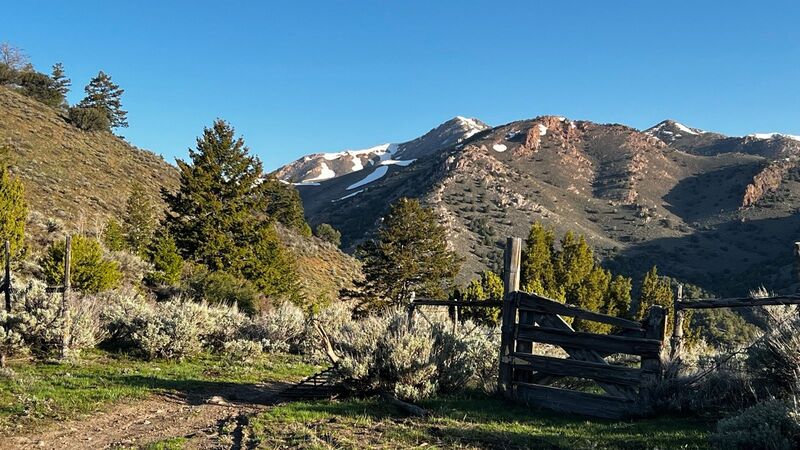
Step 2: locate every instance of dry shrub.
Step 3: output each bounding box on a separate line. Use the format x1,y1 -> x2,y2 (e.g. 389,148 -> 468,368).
240,301 -> 305,353
324,310 -> 498,401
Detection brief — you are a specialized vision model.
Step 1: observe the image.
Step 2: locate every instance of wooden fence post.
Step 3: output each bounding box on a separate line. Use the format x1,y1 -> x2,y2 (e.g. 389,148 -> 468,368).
499,237 -> 522,396
407,303 -> 415,331
4,240 -> 10,313
639,305 -> 666,412
60,235 -> 72,360
670,284 -> 684,360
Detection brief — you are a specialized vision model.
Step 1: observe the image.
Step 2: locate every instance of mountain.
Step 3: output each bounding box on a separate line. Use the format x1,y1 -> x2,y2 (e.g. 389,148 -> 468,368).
274,116 -> 488,183
283,115 -> 800,295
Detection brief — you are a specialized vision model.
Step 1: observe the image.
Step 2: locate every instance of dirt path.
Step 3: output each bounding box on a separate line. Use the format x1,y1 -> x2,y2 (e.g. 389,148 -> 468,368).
2,382 -> 290,450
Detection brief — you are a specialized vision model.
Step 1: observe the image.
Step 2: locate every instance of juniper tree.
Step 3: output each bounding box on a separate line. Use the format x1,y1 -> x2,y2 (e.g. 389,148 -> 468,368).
102,218 -> 126,251
353,198 -> 460,310
262,175 -> 311,235
145,229 -> 183,286
41,235 -> 121,294
0,160 -> 27,257
78,71 -> 127,129
555,231 -> 594,304
314,223 -> 341,247
636,266 -> 673,323
606,274 -> 633,319
163,119 -> 297,301
123,184 -> 157,255
461,270 -> 503,326
572,265 -> 611,333
521,222 -> 558,298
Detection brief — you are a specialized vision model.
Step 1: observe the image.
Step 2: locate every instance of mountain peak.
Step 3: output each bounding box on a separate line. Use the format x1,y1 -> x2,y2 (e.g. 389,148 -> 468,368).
645,119 -> 705,143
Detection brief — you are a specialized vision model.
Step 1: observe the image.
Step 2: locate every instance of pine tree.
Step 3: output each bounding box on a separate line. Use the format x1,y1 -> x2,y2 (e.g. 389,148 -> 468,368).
102,218 -> 126,252
315,223 -> 341,247
145,229 -> 183,286
353,198 -> 460,310
521,222 -> 558,298
636,266 -> 673,325
122,184 -> 157,255
78,71 -> 127,129
555,231 -> 594,304
461,270 -> 504,326
51,63 -> 70,104
262,175 -> 311,235
0,162 -> 26,257
163,120 -> 297,302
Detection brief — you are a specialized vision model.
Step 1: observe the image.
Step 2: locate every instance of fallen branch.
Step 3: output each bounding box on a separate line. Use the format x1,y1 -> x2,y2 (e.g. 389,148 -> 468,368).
313,321 -> 340,365
378,390 -> 429,417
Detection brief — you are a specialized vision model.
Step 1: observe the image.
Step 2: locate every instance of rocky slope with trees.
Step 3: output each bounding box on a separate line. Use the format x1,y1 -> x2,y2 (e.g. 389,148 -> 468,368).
285,115 -> 800,296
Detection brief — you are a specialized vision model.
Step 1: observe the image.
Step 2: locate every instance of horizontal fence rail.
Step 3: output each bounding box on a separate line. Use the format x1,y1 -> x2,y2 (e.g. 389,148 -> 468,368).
676,295 -> 800,310
516,324 -> 663,358
516,292 -> 644,331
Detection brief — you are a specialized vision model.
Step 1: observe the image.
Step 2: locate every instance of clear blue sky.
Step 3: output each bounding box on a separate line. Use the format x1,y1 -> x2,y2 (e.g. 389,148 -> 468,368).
6,1 -> 800,170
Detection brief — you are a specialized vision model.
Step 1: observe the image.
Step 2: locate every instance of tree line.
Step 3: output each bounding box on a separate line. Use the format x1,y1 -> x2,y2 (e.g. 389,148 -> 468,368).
0,42 -> 126,132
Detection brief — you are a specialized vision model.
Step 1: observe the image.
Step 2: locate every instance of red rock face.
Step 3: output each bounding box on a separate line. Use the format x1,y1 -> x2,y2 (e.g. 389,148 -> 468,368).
741,160 -> 795,208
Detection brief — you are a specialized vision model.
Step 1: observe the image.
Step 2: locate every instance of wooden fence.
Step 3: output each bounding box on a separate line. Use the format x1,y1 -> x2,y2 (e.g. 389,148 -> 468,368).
2,236 -> 74,359
498,238 -> 667,419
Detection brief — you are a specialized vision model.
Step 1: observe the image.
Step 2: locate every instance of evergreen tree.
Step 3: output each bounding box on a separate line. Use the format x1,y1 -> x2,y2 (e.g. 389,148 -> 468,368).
17,70 -> 63,108
0,161 -> 26,257
521,222 -> 558,298
461,270 -> 504,326
606,274 -> 633,319
41,235 -> 121,293
163,120 -> 297,302
636,266 -> 673,325
572,265 -> 611,333
353,198 -> 460,310
122,184 -> 157,255
145,229 -> 183,286
262,175 -> 311,235
102,218 -> 126,251
78,71 -> 127,129
50,63 -> 70,104
555,231 -> 594,304
315,223 -> 341,247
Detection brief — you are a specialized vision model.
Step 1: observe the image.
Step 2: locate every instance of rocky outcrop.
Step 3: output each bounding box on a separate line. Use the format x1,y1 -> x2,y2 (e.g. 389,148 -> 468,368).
741,160 -> 796,208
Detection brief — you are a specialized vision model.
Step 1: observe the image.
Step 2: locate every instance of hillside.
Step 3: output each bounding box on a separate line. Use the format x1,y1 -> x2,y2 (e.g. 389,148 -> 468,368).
286,116 -> 800,296
0,85 -> 361,304
0,85 -> 178,240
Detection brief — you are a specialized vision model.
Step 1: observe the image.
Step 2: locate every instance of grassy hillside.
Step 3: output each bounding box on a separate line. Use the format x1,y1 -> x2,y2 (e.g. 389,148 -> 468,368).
0,85 -> 178,240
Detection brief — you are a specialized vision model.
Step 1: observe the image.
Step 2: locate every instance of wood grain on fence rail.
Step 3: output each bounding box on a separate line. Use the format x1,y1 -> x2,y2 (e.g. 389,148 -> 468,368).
515,382 -> 637,419
510,353 -> 644,387
516,292 -> 644,331
516,324 -> 662,358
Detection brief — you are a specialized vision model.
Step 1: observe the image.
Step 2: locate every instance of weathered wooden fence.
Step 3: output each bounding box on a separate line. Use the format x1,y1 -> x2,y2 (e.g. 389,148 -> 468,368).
498,238 -> 667,419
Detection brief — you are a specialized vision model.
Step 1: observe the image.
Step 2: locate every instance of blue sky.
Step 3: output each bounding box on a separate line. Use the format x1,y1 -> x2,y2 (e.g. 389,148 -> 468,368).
5,1 -> 800,170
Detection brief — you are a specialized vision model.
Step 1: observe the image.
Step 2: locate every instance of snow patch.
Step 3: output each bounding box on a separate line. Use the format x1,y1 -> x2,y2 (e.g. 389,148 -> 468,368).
749,133 -> 800,142
304,162 -> 336,182
351,157 -> 363,172
347,166 -> 389,190
292,181 -> 321,186
492,144 -> 508,152
673,122 -> 699,135
537,124 -> 548,136
333,189 -> 364,202
380,159 -> 416,167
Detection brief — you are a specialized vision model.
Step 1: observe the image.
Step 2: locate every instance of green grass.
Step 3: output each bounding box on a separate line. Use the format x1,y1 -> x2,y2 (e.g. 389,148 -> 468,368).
0,349 -> 320,432
244,393 -> 712,449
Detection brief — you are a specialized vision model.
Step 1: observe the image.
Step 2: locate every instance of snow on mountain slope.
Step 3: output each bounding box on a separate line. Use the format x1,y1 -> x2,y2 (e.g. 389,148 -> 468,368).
274,116 -> 489,183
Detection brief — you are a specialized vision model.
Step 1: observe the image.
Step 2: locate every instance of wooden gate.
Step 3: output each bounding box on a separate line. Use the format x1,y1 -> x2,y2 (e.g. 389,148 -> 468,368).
498,238 -> 667,419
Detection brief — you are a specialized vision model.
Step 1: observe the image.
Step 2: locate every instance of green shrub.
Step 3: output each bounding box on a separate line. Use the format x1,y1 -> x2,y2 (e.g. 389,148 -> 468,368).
0,163 -> 27,257
182,265 -> 265,315
314,223 -> 341,247
41,235 -> 122,293
145,230 -> 183,286
67,106 -> 110,132
711,399 -> 800,450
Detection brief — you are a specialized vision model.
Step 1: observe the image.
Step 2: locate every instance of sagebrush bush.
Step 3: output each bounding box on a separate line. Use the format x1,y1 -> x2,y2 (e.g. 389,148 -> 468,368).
136,300 -> 207,360
222,339 -> 263,365
747,307 -> 800,396
326,310 -> 496,401
241,301 -> 305,353
15,279 -> 62,357
711,398 -> 800,450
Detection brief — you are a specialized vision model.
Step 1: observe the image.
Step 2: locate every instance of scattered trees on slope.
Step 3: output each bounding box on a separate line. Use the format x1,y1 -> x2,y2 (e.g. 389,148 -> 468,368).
351,198 -> 460,311
77,71 -> 128,129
